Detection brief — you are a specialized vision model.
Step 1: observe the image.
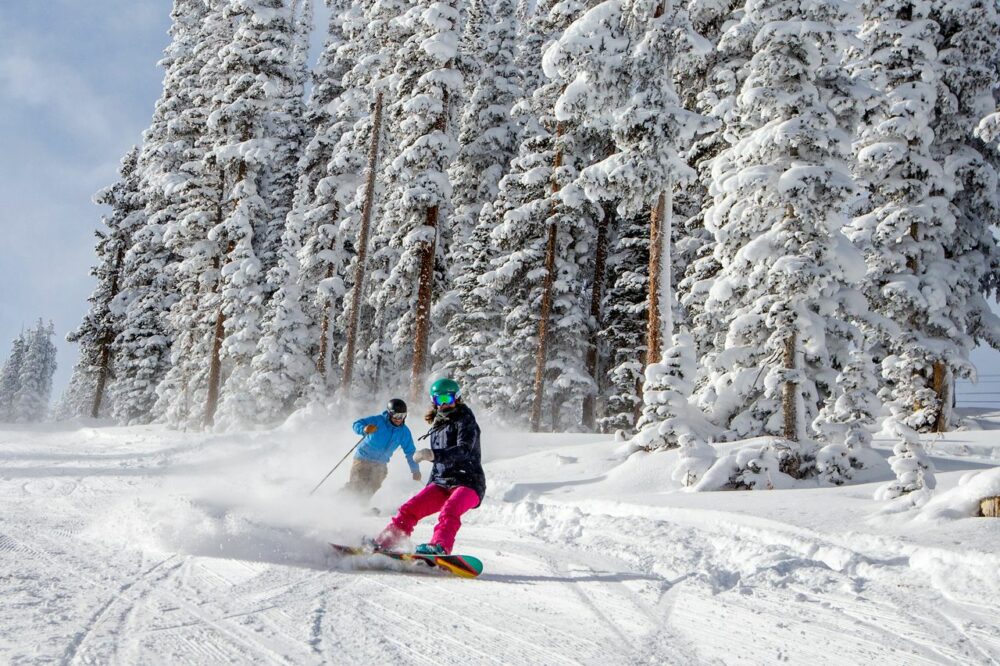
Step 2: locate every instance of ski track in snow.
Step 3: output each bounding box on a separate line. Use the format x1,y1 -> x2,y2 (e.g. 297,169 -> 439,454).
1,430 -> 999,664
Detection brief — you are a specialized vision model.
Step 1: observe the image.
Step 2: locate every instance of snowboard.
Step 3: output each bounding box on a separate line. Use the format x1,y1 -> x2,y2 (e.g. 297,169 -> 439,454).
329,543 -> 483,579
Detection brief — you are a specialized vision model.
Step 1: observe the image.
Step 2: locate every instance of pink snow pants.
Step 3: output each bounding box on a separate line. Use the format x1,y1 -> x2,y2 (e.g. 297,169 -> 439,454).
378,484 -> 479,554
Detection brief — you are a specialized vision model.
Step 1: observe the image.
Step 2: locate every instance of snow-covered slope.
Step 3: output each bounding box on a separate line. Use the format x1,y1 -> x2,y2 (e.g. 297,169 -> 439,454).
1,411 -> 999,664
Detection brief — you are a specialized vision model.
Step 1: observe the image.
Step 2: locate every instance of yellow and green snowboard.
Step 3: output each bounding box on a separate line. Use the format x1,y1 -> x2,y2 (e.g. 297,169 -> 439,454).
330,543 -> 483,579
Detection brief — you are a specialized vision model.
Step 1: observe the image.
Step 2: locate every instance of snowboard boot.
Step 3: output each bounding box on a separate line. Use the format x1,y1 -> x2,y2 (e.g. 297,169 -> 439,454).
414,543 -> 447,556
360,536 -> 383,554
374,525 -> 406,552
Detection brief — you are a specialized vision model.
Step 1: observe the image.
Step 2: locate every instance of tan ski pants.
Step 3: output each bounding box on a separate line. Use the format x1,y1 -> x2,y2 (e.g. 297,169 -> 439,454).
343,458 -> 388,501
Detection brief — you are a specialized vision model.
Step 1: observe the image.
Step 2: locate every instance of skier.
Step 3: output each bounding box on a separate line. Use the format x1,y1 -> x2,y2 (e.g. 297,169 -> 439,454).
371,378 -> 485,555
343,398 -> 420,503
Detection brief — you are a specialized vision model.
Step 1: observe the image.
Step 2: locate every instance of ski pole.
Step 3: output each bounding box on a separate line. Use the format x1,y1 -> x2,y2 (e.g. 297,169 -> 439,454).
308,435 -> 365,496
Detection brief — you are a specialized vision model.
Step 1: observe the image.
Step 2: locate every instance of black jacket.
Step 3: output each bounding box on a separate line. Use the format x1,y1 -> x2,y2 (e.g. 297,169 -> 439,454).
426,404 -> 486,505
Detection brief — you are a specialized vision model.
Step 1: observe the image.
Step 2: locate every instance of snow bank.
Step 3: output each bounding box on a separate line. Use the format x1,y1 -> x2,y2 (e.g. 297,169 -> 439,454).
918,467 -> 1000,520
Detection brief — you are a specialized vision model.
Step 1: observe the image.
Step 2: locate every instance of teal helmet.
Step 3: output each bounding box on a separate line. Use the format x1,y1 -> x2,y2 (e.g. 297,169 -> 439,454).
429,377 -> 461,407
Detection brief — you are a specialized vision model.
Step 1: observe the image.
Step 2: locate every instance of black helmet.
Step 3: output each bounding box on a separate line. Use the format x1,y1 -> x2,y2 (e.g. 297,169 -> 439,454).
387,398 -> 407,417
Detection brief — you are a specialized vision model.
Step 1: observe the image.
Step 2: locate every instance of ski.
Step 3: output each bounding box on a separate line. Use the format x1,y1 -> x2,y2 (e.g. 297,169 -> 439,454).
329,543 -> 484,578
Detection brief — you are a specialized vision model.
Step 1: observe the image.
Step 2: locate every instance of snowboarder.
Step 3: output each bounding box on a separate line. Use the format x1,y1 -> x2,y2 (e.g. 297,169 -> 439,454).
343,398 -> 420,502
371,378 -> 485,555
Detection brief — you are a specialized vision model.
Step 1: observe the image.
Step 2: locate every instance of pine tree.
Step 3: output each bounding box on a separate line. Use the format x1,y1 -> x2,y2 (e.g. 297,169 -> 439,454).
596,214 -> 647,435
847,0 -> 965,445
813,348 -> 879,485
576,0 -> 702,351
154,0 -> 234,428
258,0 -> 311,284
13,321 -> 58,423
634,332 -> 707,448
475,0 -> 605,430
441,0 -> 520,388
248,0 -> 343,422
928,0 -> 1000,428
209,0 -> 301,428
698,0 -> 867,459
64,147 -> 143,421
113,0 -> 212,425
110,144 -> 174,425
110,223 -> 176,425
676,0 -> 744,372
367,0 -> 463,400
570,0 -> 706,431
0,333 -> 27,421
335,0 -> 413,394
876,353 -> 938,501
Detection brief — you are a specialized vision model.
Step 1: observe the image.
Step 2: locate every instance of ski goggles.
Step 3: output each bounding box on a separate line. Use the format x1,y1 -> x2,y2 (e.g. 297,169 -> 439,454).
388,410 -> 407,420
433,393 -> 456,407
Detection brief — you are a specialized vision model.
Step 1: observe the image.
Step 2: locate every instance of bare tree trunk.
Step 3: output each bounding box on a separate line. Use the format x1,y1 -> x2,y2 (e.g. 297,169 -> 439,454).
410,203 -> 439,402
582,203 -> 613,429
782,331 -> 797,441
530,222 -> 559,432
342,91 -> 384,395
932,361 -> 948,432
91,345 -> 113,419
409,95 -> 450,403
91,245 -> 127,418
205,159 -> 238,428
646,192 -> 665,366
204,296 -> 227,428
530,122 -> 565,432
317,263 -> 335,377
372,304 -> 387,393
661,187 -> 673,342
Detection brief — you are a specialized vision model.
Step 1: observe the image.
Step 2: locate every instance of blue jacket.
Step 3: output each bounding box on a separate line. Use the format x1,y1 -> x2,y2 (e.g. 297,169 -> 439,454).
426,404 -> 485,505
353,412 -> 418,474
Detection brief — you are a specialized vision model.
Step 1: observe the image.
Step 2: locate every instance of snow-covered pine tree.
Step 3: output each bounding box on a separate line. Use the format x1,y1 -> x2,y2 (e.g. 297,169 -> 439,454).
0,333 -> 27,421
207,0 -> 301,428
469,0 -> 570,420
154,0 -> 235,428
440,0 -> 520,389
634,332 -> 697,443
251,1 -> 363,423
676,0 -> 745,370
256,0 -> 311,286
595,213 -> 648,435
476,0 -> 605,430
442,203 -> 507,402
847,0 -> 964,459
573,0 -> 705,433
113,1 -> 213,425
13,321 -> 58,423
698,0 -> 867,464
876,352 -> 938,501
63,148 -> 142,420
336,0 -> 414,394
813,348 -> 879,485
927,0 -> 1000,428
578,0 -> 702,355
544,2 -> 632,430
109,213 -> 174,426
366,0 -> 463,400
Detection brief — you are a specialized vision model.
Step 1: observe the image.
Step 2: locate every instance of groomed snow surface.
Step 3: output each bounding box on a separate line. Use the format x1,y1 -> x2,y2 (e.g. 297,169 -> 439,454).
2,408 -> 999,665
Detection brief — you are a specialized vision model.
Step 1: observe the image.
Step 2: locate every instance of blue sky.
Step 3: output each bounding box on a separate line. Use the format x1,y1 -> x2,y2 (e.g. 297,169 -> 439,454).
0,1 -> 172,393
0,1 -> 332,397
